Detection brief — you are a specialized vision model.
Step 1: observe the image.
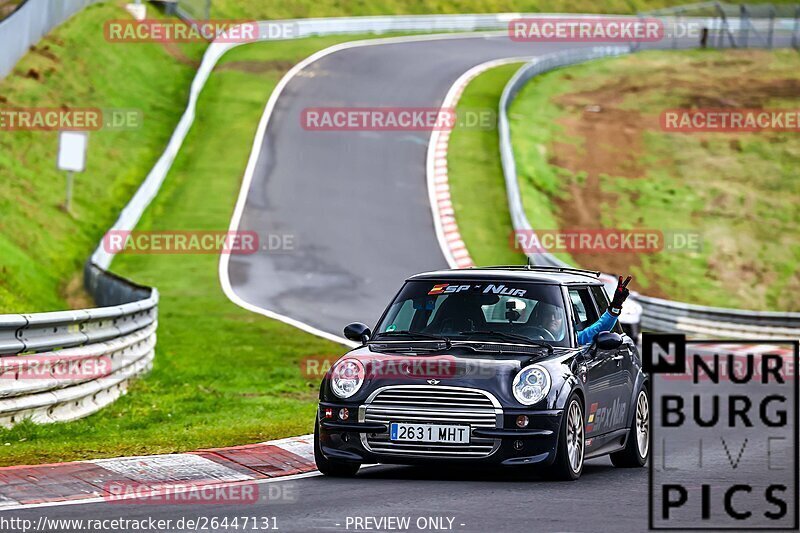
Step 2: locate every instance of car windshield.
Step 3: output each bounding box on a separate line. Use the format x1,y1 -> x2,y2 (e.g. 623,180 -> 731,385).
374,280 -> 570,347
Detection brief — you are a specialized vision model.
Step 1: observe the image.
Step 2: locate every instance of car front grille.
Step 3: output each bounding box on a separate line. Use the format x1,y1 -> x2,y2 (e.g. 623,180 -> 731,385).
360,385 -> 502,458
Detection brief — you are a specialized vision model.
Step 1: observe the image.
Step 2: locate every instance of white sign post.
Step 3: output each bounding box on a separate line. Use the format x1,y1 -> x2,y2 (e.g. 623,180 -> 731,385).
57,131 -> 88,213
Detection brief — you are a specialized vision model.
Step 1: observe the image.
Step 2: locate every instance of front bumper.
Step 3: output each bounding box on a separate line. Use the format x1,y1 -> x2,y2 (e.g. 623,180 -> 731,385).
318,402 -> 563,467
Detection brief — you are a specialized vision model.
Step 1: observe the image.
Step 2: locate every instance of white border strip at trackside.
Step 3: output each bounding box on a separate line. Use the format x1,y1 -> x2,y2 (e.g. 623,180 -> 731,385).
218,32 -> 510,348
425,58 -> 532,270
0,434 -> 378,512
0,470 -> 325,512
0,465 -> 382,512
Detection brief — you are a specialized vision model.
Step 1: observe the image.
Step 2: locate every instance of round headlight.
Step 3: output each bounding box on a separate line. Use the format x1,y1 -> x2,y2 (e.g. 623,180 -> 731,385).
512,364 -> 551,406
330,359 -> 365,399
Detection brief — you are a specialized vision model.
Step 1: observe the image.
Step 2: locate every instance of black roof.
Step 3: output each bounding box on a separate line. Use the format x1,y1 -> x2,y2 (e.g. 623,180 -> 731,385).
407,265 -> 603,285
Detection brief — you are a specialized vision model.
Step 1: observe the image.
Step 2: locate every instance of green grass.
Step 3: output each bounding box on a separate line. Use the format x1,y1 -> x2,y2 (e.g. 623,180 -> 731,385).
0,33 -> 430,466
447,63 -> 526,267
1,0 -> 797,465
0,1 -> 205,313
1,0 -> 733,314
447,49 -> 800,311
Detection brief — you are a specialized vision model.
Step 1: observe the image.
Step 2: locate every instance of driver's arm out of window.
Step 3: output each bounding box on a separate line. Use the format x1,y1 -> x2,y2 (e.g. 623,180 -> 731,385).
577,310 -> 618,345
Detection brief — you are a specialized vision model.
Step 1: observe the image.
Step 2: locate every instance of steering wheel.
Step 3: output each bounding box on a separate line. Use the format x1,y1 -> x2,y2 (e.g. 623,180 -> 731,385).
522,325 -> 556,341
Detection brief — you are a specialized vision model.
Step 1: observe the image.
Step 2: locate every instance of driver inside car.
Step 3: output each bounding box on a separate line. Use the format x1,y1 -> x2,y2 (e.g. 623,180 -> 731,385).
526,302 -> 566,341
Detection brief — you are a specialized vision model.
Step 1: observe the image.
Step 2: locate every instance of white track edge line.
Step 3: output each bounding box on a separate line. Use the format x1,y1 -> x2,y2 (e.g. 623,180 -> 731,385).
218,32 -> 518,348
0,470 -> 323,512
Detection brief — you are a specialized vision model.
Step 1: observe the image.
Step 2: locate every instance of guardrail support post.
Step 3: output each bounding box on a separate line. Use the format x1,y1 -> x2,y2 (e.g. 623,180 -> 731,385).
715,4 -> 734,48
740,5 -> 749,48
767,6 -> 775,49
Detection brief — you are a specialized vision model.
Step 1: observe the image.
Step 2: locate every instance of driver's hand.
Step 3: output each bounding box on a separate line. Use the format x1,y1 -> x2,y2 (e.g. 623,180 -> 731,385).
610,275 -> 632,315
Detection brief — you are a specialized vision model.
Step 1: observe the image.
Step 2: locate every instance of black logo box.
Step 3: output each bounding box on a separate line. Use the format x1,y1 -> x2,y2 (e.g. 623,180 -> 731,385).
644,335 -> 799,531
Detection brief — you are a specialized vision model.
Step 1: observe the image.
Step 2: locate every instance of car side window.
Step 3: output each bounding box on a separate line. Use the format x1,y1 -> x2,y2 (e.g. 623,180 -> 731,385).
568,287 -> 599,331
590,285 -> 624,334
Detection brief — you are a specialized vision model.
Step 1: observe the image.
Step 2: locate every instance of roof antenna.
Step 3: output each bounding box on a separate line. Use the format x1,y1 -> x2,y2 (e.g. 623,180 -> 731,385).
525,255 -> 534,270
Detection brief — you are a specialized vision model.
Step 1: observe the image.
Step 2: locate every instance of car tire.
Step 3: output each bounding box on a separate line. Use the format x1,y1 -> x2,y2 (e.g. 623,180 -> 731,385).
543,394 -> 584,481
314,419 -> 361,477
611,386 -> 650,468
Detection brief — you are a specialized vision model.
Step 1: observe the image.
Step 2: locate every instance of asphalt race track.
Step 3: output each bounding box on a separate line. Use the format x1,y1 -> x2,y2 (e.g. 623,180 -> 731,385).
219,34 -> 691,533
225,31 -> 797,337
6,457 -> 652,532
6,33 -> 792,533
5,370 -> 794,532
226,35 -> 598,334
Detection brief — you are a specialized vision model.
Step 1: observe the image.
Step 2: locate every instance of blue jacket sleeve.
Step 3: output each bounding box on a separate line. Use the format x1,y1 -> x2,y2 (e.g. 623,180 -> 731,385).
577,310 -> 618,345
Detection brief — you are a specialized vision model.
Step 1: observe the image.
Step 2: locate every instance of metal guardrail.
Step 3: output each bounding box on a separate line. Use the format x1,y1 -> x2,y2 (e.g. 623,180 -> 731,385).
2,7 -> 796,429
0,0 -> 161,428
636,294 -> 800,338
2,11 -> 630,429
0,265 -> 158,427
4,10 -> 659,429
498,37 -> 800,339
0,0 -> 98,80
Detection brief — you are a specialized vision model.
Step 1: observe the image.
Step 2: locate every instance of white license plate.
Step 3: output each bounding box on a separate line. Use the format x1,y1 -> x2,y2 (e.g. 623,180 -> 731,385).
389,422 -> 470,444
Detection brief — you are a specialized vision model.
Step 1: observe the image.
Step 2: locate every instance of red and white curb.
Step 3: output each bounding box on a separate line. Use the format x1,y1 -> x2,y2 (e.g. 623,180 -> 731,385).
426,58 -> 530,270
0,434 -> 315,510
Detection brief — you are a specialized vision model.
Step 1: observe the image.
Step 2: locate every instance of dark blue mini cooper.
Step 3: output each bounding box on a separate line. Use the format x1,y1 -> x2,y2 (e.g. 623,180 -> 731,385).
314,266 -> 649,480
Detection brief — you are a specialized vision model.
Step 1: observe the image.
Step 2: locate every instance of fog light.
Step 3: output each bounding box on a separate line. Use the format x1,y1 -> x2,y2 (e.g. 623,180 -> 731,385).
324,407 -> 333,419
516,415 -> 529,428
513,440 -> 524,451
339,408 -> 350,421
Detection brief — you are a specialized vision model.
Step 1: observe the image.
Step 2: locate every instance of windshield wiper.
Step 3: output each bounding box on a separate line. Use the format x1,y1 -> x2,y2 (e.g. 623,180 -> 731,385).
372,330 -> 451,348
457,330 -> 553,354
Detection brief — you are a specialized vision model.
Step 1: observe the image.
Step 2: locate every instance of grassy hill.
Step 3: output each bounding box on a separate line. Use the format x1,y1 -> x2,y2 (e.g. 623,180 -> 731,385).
448,49 -> 800,311
0,34 -> 377,466
0,0 -> 793,314
0,0 -> 797,464
0,1 -> 204,313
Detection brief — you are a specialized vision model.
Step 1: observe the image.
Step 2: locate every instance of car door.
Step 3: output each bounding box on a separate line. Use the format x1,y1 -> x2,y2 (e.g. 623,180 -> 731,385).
588,285 -> 634,434
569,287 -> 628,437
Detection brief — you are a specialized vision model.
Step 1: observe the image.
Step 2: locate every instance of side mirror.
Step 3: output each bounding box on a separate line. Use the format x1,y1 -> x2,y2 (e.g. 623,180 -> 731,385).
594,331 -> 623,351
344,322 -> 371,344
